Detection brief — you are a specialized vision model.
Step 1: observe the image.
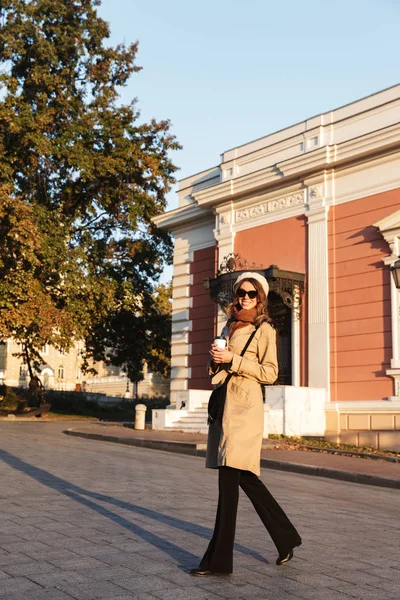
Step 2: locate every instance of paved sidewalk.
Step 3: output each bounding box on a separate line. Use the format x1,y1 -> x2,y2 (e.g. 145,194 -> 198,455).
1,421 -> 400,600
64,423 -> 400,489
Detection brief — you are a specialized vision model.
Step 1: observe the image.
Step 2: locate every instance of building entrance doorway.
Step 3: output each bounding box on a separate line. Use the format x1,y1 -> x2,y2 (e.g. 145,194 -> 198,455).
207,260 -> 304,387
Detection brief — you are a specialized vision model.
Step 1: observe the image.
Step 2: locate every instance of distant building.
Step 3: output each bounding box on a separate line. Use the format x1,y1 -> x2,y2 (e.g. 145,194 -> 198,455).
0,340 -> 169,399
153,85 -> 400,450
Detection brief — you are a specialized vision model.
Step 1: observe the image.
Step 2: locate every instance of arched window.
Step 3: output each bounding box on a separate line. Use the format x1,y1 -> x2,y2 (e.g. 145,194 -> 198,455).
58,365 -> 65,380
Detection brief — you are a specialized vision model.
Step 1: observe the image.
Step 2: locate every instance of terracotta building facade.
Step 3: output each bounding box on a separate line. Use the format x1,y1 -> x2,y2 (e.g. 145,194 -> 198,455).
153,85 -> 400,450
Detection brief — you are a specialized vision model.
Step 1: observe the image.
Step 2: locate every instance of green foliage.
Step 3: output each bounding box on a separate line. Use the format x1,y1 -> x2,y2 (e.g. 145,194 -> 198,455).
44,388 -> 169,421
85,280 -> 173,381
0,384 -> 23,411
0,0 -> 179,379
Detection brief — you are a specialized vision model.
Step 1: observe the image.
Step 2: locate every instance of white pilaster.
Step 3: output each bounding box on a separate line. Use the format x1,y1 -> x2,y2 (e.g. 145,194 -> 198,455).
169,219 -> 216,405
306,184 -> 330,391
169,239 -> 191,405
374,210 -> 400,399
214,205 -> 236,334
291,284 -> 301,387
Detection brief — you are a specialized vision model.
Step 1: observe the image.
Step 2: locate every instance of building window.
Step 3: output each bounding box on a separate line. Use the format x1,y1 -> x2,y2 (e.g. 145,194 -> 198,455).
58,365 -> 65,380
41,345 -> 49,356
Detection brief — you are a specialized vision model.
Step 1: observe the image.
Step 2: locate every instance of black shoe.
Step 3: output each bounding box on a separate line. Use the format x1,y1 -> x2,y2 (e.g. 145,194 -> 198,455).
276,550 -> 294,565
189,567 -> 231,577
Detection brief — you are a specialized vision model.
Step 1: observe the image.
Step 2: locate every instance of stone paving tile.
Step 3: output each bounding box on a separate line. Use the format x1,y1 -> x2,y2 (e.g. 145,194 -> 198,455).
328,582 -> 400,600
48,556 -> 109,570
0,553 -> 32,568
151,585 -> 232,600
0,591 -> 73,600
116,575 -> 180,594
229,567 -> 277,586
59,580 -> 133,600
154,569 -> 220,587
0,575 -> 43,596
0,535 -> 24,545
27,569 -> 90,587
121,559 -> 188,577
321,569 -> 390,588
2,561 -> 56,577
73,565 -> 136,582
109,595 -> 162,600
245,594 -> 304,600
362,566 -> 400,582
289,590 -> 363,600
284,572 -> 347,588
367,580 -> 400,597
354,555 -> 400,569
0,540 -> 53,557
19,530 -> 70,544
38,549 -> 82,562
197,580 -> 273,598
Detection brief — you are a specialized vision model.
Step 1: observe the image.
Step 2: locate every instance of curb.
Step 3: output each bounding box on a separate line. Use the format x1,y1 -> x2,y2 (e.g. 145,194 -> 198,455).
64,429 -> 207,456
64,429 -> 400,490
259,458 -> 400,490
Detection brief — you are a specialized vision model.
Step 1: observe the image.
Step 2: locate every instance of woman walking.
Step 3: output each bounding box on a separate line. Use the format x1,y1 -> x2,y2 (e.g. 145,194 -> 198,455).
190,271 -> 302,577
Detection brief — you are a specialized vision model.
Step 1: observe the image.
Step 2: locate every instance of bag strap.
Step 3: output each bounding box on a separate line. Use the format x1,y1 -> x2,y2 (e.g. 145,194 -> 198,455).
239,326 -> 258,357
224,326 -> 258,386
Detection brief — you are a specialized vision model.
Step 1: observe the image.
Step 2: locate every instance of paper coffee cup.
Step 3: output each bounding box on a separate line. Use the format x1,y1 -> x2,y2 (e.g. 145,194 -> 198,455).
213,337 -> 227,349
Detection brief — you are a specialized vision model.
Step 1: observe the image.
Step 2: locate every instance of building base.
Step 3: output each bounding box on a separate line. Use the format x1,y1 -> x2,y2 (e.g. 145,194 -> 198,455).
153,386 -> 327,437
325,400 -> 400,451
265,386 -> 327,436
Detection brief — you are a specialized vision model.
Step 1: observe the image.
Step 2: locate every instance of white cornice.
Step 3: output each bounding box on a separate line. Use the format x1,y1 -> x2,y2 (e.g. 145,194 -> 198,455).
153,203 -> 212,232
189,122 -> 400,209
374,208 -> 400,234
374,207 -> 400,262
335,122 -> 400,162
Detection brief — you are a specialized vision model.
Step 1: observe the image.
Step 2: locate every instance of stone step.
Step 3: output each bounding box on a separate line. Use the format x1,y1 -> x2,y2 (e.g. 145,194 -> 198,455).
163,403 -> 210,434
172,420 -> 208,427
165,426 -> 208,434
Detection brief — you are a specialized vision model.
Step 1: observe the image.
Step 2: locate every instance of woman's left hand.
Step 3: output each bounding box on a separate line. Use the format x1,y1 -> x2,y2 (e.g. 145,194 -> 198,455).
210,344 -> 233,364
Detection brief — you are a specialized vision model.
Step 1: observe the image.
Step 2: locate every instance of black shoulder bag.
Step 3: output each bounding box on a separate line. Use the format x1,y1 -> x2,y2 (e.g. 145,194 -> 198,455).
207,327 -> 258,425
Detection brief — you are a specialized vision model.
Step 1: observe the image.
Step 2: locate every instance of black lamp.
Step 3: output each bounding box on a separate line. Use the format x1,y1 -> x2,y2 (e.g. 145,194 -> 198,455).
390,259 -> 400,289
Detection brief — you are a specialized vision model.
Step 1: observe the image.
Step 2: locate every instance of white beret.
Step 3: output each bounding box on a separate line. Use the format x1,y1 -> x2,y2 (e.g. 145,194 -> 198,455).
233,271 -> 269,297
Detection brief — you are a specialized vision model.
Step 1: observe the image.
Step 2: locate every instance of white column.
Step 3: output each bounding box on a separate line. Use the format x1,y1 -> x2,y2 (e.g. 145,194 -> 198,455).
169,239 -> 192,405
214,205 -> 236,334
291,284 -> 301,387
390,276 -> 400,368
307,201 -> 330,391
373,212 -> 400,399
384,253 -> 400,399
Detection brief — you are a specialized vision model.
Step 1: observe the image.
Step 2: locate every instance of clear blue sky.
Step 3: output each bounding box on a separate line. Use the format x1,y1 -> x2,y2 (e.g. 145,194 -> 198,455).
98,0 -> 399,281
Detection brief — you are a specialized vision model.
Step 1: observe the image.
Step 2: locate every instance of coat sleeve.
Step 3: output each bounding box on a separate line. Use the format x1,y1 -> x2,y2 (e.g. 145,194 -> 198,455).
228,323 -> 278,384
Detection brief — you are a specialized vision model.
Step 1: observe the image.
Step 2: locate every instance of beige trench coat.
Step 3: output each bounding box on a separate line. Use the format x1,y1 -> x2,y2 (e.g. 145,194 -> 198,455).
206,322 -> 278,476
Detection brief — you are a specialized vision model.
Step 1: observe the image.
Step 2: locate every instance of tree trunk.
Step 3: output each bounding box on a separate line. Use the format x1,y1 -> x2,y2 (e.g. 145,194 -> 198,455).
24,344 -> 34,380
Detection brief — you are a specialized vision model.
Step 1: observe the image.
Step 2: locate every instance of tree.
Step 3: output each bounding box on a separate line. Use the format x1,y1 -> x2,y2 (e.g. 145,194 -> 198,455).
84,281 -> 173,382
0,0 -> 179,380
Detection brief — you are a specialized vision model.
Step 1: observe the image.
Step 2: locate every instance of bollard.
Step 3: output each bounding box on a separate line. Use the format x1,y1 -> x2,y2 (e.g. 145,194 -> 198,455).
134,403 -> 147,430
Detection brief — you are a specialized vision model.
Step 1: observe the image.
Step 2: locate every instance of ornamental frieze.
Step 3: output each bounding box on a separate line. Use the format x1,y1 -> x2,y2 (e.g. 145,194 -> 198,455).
235,192 -> 305,223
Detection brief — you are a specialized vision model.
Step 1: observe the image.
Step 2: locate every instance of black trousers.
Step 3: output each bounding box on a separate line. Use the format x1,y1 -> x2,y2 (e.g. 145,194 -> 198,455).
199,466 -> 302,573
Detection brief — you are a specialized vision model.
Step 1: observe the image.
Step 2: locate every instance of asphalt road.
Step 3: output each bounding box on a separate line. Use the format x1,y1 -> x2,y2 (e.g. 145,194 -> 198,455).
0,422 -> 399,600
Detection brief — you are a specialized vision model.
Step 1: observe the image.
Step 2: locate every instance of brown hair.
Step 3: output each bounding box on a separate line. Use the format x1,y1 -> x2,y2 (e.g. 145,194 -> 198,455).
227,278 -> 271,327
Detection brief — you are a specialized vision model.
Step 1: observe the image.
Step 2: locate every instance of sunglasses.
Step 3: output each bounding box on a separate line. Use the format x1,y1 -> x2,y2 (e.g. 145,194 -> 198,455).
237,289 -> 258,299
